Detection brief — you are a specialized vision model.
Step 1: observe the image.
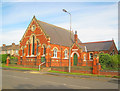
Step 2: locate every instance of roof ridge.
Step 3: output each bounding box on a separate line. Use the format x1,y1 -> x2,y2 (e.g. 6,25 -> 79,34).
38,20 -> 74,35
81,40 -> 113,44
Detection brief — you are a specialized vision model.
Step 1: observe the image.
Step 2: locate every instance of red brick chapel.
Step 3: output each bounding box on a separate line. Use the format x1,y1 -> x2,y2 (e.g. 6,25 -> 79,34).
17,16 -> 118,67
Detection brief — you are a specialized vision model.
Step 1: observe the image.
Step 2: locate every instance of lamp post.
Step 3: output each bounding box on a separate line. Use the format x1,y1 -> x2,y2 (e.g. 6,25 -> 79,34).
63,9 -> 71,73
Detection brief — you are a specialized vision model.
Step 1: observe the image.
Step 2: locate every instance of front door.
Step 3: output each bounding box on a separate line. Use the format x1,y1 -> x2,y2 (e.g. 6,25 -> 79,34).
73,53 -> 78,66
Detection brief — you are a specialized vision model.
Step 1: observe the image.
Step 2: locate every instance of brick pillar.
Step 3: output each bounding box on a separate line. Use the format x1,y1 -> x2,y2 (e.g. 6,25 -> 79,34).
45,45 -> 50,67
92,55 -> 101,74
17,56 -> 21,65
6,56 -> 10,66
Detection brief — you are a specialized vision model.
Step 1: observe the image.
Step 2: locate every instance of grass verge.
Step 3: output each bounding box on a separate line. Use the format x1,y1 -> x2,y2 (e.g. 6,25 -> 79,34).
2,64 -> 39,71
49,70 -> 120,78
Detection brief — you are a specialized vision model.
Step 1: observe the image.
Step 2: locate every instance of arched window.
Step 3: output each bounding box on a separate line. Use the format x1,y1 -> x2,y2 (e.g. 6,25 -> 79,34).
64,50 -> 67,58
53,48 -> 57,58
32,36 -> 35,55
36,41 -> 39,55
83,54 -> 86,61
28,42 -> 30,55
43,45 -> 46,55
89,53 -> 93,60
22,47 -> 24,56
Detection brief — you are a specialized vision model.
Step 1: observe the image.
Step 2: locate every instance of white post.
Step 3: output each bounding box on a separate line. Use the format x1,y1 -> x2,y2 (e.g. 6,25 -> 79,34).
39,64 -> 40,71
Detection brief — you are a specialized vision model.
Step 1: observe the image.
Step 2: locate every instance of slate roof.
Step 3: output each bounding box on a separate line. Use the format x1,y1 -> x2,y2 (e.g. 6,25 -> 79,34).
38,20 -> 81,47
78,44 -> 86,52
0,45 -> 19,51
81,40 -> 113,52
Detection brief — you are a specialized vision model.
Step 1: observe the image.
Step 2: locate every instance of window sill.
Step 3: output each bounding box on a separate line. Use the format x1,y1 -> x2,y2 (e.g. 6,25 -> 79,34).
89,60 -> 93,61
41,55 -> 45,57
51,57 -> 59,59
63,58 -> 68,59
29,55 -> 37,57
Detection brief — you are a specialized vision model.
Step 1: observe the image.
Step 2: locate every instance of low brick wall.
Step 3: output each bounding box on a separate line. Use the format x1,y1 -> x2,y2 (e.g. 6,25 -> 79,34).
100,70 -> 119,76
51,67 -> 119,76
51,67 -> 92,74
71,70 -> 92,74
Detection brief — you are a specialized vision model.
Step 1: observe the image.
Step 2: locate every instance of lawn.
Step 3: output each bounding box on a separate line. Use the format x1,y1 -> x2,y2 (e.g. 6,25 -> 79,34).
2,63 -> 39,71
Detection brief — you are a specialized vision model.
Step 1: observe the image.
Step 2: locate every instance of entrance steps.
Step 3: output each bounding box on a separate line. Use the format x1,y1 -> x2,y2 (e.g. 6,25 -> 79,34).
40,67 -> 51,72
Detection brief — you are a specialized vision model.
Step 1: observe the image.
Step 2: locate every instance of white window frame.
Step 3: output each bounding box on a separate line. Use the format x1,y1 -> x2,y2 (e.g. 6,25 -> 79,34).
8,50 -> 10,54
16,50 -> 18,54
83,54 -> 86,61
64,50 -> 68,59
53,48 -> 57,58
89,52 -> 93,61
43,45 -> 46,56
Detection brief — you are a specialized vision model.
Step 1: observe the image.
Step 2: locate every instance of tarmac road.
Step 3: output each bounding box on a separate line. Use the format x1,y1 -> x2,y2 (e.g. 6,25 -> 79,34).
2,69 -> 119,89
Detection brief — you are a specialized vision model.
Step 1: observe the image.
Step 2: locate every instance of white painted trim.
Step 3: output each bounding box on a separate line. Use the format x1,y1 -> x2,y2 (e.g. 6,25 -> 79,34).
51,57 -> 59,59
63,58 -> 69,59
71,52 -> 79,57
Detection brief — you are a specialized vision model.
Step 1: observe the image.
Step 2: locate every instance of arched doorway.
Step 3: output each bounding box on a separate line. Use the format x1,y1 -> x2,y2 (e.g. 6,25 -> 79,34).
73,53 -> 78,66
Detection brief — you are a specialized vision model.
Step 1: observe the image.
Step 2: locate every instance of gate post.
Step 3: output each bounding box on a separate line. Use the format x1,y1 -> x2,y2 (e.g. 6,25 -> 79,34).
45,45 -> 50,67
92,54 -> 100,74
6,56 -> 10,66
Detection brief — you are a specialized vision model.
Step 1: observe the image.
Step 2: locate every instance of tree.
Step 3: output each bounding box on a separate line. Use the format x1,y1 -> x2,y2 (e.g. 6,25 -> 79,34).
118,50 -> 120,55
99,53 -> 119,70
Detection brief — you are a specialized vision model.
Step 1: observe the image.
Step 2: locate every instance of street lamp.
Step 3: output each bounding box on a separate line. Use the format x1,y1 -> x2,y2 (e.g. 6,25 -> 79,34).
63,9 -> 71,73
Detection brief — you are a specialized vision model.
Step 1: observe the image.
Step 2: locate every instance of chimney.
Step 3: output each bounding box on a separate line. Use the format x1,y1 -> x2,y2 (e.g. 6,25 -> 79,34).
12,43 -> 15,45
3,44 -> 6,47
74,30 -> 77,43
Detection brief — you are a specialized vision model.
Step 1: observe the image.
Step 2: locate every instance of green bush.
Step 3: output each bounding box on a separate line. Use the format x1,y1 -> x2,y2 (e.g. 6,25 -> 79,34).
0,54 -> 18,64
0,54 -> 9,63
99,53 -> 120,70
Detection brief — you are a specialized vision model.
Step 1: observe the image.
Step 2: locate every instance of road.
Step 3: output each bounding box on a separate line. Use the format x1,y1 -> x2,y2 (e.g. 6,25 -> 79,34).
2,69 -> 119,89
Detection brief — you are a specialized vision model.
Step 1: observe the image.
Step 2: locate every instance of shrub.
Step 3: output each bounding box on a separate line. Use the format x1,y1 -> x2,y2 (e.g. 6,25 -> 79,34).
99,53 -> 119,70
0,54 -> 9,63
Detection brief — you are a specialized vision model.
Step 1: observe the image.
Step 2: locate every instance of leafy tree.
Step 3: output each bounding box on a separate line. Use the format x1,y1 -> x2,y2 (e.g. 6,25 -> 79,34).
118,50 -> 120,55
99,53 -> 119,70
0,54 -> 9,63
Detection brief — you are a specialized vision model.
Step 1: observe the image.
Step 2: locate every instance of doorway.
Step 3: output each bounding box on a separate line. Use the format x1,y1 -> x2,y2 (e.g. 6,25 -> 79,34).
73,53 -> 78,66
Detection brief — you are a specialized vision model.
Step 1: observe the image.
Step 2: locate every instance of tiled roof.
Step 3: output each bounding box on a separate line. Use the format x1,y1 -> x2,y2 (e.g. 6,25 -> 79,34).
78,44 -> 86,52
38,20 -> 81,47
0,45 -> 19,51
81,40 -> 113,52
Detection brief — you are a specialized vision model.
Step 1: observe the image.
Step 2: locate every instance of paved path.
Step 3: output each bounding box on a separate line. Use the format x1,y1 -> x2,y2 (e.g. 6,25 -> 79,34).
2,69 -> 119,89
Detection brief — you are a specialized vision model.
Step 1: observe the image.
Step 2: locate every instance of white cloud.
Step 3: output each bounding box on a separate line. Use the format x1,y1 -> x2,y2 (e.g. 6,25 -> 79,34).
1,2 -> 118,50
0,29 -> 25,45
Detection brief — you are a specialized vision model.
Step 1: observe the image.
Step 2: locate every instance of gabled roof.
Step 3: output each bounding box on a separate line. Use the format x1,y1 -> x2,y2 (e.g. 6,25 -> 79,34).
78,44 -> 86,52
81,40 -> 114,52
37,20 -> 81,47
0,45 -> 19,51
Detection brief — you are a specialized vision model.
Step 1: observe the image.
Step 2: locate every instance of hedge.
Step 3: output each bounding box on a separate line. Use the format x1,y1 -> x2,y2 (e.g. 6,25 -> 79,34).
99,53 -> 120,70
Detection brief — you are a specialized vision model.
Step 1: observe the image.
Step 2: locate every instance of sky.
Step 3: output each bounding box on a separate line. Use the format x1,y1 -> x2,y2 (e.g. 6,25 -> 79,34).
1,1 -> 119,49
